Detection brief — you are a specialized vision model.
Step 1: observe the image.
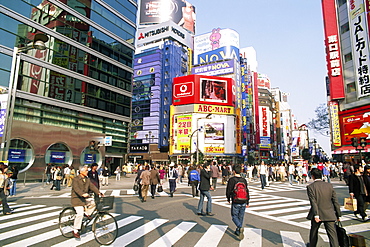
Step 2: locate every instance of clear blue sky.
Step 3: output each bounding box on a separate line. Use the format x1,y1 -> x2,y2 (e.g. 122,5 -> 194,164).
188,0 -> 331,154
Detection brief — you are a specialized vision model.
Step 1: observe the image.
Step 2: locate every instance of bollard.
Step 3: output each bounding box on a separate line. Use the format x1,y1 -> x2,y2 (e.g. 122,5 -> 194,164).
349,234 -> 366,247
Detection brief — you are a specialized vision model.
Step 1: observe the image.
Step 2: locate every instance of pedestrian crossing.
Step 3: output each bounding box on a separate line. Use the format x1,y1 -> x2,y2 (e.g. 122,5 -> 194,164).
0,200 -> 368,247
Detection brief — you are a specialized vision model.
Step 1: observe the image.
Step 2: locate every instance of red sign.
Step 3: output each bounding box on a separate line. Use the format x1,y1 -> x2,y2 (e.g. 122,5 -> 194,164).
173,82 -> 194,98
339,106 -> 370,145
322,0 -> 345,100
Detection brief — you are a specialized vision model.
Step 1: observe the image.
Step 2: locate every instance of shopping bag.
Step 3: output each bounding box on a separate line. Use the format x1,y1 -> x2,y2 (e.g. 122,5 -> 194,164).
344,197 -> 357,211
335,221 -> 350,247
133,183 -> 139,191
157,185 -> 163,192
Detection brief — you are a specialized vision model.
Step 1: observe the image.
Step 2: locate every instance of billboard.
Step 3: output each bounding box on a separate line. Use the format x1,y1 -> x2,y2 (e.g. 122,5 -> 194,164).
50,151 -> 65,164
259,106 -> 271,137
175,114 -> 192,150
347,0 -> 370,98
139,0 -> 195,34
329,101 -> 341,146
8,149 -> 26,163
191,60 -> 235,76
257,74 -> 271,89
321,0 -> 345,100
193,28 -> 239,65
204,122 -> 224,143
173,75 -> 234,106
340,107 -> 370,145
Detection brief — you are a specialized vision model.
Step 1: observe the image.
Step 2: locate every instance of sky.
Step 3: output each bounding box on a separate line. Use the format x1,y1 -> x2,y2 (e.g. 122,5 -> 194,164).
187,0 -> 331,155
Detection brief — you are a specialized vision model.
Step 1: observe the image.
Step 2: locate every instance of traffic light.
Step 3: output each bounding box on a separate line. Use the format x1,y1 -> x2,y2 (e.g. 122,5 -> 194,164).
181,148 -> 185,154
351,137 -> 359,147
185,147 -> 189,153
360,137 -> 367,148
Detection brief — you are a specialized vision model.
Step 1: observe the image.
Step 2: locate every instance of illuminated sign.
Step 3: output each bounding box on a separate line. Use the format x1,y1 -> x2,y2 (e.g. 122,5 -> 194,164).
262,107 -> 268,136
204,146 -> 224,153
176,115 -> 192,150
194,104 -> 234,115
192,60 -> 235,76
173,82 -> 194,98
329,101 -> 341,146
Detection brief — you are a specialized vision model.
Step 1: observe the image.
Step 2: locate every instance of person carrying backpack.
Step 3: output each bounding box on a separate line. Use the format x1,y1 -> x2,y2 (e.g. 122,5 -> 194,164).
226,164 -> 250,240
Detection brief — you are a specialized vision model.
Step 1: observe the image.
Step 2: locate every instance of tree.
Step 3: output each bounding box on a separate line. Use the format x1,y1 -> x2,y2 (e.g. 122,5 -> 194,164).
306,103 -> 330,137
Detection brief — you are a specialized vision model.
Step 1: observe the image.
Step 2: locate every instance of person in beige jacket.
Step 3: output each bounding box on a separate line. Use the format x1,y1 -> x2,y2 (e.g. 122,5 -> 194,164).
150,165 -> 161,199
140,165 -> 151,202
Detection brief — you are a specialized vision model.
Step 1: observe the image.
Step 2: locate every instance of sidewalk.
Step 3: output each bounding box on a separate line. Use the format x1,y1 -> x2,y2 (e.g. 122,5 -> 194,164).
12,174 -> 138,197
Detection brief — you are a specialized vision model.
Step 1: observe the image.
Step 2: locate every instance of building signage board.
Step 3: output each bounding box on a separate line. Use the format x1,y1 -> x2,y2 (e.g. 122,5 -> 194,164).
204,146 -> 224,153
260,137 -> 271,149
130,144 -> 149,153
176,114 -> 192,151
341,108 -> 370,145
329,101 -> 341,146
348,0 -> 370,98
322,0 -> 345,99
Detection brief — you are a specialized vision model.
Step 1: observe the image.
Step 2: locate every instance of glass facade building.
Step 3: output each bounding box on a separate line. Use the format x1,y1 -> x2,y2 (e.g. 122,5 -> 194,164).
0,0 -> 137,178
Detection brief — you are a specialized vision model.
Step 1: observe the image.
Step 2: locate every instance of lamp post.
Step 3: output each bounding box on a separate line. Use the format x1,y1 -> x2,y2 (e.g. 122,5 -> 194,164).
1,34 -> 49,161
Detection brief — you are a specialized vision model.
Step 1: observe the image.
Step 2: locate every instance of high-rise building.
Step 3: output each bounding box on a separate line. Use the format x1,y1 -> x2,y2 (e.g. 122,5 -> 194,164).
322,0 -> 370,161
0,0 -> 137,179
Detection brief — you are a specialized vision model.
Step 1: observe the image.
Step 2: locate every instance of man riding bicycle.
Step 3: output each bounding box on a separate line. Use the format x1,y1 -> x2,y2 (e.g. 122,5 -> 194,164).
72,165 -> 103,239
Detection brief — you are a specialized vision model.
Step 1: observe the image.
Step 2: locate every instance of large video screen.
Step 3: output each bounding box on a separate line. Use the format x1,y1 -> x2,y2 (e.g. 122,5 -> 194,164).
204,122 -> 224,143
200,78 -> 227,103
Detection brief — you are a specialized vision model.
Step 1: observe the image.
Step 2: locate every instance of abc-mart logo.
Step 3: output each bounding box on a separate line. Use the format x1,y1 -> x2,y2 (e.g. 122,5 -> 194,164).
175,82 -> 193,98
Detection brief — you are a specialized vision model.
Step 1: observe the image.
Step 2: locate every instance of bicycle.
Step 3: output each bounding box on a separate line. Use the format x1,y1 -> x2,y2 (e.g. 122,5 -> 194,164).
58,196 -> 118,245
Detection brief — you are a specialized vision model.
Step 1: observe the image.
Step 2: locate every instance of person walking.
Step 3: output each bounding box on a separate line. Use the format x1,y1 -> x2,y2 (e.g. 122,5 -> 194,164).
259,161 -> 267,190
196,163 -> 214,216
135,165 -> 144,200
0,163 -> 12,215
210,161 -> 219,191
68,166 -> 76,187
306,168 -> 341,247
226,164 -> 249,239
188,166 -> 200,197
150,165 -> 160,199
101,166 -> 110,186
349,164 -> 369,221
168,164 -> 178,197
140,165 -> 151,202
63,164 -> 70,186
114,166 -> 121,181
45,163 -> 52,184
288,163 -> 295,185
9,166 -> 18,196
88,163 -> 100,189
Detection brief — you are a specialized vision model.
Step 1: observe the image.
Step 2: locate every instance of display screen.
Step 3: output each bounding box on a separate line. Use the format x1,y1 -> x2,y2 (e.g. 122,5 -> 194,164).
8,149 -> 26,162
50,151 -> 65,164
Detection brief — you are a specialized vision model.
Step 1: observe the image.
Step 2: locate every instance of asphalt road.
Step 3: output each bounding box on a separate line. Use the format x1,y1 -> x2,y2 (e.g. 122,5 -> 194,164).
1,178 -> 369,247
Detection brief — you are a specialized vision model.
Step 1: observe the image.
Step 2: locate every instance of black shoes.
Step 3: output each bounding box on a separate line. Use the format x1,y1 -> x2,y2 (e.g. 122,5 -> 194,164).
197,212 -> 214,216
197,212 -> 206,216
206,212 -> 215,216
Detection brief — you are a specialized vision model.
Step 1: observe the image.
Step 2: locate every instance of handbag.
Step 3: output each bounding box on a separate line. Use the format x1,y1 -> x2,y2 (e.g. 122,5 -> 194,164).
133,183 -> 139,191
335,221 -> 350,247
157,185 -> 163,193
344,197 -> 357,211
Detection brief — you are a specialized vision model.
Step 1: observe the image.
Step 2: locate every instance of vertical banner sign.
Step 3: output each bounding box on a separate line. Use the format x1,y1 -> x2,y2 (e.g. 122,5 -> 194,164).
329,101 -> 341,146
348,0 -> 370,98
176,115 -> 192,151
321,0 -> 345,100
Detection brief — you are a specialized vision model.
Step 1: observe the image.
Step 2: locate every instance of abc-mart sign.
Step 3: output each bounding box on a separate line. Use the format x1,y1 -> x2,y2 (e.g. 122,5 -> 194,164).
136,20 -> 193,48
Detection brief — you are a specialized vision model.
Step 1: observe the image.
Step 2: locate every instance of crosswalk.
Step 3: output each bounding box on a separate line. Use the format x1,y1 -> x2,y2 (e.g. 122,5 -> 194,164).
0,196 -> 369,247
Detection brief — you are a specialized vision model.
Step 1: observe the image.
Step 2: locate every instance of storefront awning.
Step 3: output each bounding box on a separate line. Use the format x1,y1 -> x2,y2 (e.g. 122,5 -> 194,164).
331,146 -> 370,154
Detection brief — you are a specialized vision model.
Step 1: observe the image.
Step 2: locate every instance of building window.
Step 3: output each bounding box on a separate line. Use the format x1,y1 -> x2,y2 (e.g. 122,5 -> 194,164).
347,82 -> 356,93
341,22 -> 349,34
344,53 -> 352,63
338,0 -> 347,6
8,138 -> 34,172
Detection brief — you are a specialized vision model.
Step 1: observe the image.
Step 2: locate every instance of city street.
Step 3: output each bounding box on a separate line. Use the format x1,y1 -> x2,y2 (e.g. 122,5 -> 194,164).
0,176 -> 369,247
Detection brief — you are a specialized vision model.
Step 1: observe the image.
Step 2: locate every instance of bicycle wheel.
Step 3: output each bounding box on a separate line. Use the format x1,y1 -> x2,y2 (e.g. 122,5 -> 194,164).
93,212 -> 118,245
59,207 -> 76,238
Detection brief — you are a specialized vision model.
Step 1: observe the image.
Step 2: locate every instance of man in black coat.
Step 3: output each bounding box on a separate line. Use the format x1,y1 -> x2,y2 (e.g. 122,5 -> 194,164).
196,163 -> 214,216
349,164 -> 369,221
307,168 -> 341,247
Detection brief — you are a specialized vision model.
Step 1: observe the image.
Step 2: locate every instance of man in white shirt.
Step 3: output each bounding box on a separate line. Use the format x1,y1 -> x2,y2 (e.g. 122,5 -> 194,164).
259,161 -> 267,190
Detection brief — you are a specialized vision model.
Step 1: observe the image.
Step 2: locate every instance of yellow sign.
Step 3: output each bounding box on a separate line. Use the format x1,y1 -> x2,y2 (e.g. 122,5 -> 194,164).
194,104 -> 234,115
204,146 -> 224,153
176,115 -> 192,150
329,102 -> 341,146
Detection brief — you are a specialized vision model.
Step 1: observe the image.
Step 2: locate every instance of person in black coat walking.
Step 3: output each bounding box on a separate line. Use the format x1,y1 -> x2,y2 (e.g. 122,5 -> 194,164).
349,164 -> 370,221
196,163 -> 214,216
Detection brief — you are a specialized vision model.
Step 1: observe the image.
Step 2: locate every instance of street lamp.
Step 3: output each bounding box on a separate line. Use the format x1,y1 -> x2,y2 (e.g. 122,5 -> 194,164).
1,33 -> 49,161
189,114 -> 212,165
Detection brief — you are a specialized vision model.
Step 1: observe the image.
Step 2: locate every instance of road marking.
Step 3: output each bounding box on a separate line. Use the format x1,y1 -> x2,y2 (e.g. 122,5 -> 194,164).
251,201 -> 309,211
263,206 -> 310,215
0,205 -> 50,221
149,221 -> 197,247
281,230 -> 306,247
240,228 -> 262,246
110,190 -> 121,196
109,218 -> 169,246
194,224 -> 227,247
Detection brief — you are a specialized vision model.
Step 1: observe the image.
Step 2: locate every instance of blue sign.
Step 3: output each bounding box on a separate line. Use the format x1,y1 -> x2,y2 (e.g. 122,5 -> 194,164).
50,152 -> 65,164
8,149 -> 25,162
0,108 -> 6,137
85,154 -> 95,164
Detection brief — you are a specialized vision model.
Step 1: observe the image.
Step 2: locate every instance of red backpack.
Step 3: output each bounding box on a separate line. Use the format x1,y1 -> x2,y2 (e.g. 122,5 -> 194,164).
233,181 -> 248,203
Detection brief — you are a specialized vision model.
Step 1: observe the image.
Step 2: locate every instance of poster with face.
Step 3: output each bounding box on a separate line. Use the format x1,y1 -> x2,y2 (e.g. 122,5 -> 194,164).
200,79 -> 227,103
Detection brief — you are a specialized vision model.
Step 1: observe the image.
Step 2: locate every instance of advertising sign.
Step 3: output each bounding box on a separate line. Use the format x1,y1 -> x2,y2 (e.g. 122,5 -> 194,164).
175,115 -> 192,150
130,144 -> 149,153
347,0 -> 370,98
50,151 -> 65,163
193,28 -> 240,65
204,122 -> 224,143
200,78 -> 227,103
329,101 -> 341,146
139,0 -> 196,34
257,74 -> 271,89
8,149 -> 26,162
193,104 -> 234,115
84,153 -> 95,164
341,109 -> 370,145
204,146 -> 224,153
259,106 -> 270,137
259,137 -> 271,149
322,0 -> 345,100
191,60 -> 235,76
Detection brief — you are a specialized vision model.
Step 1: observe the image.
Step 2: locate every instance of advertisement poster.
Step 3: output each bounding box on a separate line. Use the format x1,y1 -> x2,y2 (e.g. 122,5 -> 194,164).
342,110 -> 370,144
50,151 -> 65,163
200,78 -> 227,103
204,122 -> 224,143
176,115 -> 192,150
8,149 -> 26,162
84,153 -> 95,164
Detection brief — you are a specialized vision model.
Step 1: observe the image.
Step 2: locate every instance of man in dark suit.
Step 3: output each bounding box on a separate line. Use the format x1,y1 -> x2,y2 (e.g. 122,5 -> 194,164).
307,168 -> 341,247
349,164 -> 369,221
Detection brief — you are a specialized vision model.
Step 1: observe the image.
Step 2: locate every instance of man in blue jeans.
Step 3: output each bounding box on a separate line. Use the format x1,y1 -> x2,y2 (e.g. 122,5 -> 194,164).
226,164 -> 250,240
197,163 -> 214,216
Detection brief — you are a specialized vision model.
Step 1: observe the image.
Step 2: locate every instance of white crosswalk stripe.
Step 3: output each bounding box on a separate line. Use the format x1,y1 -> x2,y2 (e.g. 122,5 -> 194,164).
0,198 -> 368,247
